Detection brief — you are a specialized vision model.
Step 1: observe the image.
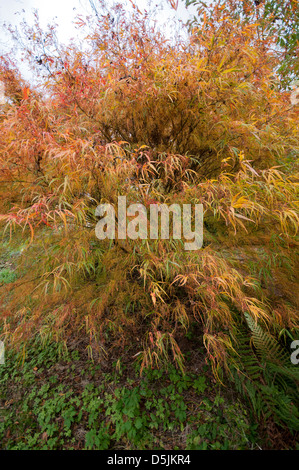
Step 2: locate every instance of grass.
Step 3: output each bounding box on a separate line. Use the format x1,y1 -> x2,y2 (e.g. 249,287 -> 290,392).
0,268 -> 17,286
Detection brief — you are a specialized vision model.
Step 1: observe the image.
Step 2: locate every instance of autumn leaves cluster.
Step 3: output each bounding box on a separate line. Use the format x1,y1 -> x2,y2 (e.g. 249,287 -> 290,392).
0,1 -> 298,375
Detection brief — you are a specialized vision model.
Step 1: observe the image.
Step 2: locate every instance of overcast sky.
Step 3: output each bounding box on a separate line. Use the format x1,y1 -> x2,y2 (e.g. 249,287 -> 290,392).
0,0 -> 193,46
0,0 -> 90,47
0,0 -> 194,81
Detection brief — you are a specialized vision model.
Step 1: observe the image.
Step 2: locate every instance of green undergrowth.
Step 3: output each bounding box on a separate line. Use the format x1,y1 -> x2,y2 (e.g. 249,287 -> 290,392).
0,240 -> 21,286
0,338 -> 257,450
0,236 -> 298,450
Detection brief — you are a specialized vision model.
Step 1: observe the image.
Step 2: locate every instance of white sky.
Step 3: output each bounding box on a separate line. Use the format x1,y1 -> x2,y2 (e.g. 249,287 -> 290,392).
0,0 -> 193,45
0,0 -> 90,47
0,0 -> 194,81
